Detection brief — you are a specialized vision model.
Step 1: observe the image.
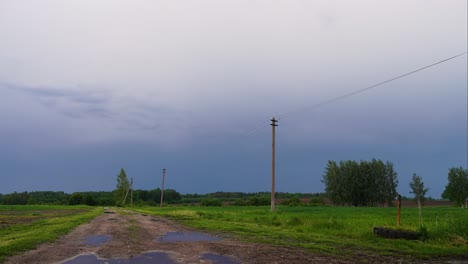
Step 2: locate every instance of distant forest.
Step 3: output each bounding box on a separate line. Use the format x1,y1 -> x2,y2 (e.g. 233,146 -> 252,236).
0,190 -> 324,206
2,163 -> 463,207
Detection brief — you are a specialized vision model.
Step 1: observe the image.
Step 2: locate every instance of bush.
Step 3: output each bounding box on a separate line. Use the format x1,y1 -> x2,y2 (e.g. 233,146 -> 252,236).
309,196 -> 325,206
248,197 -> 270,206
233,199 -> 249,206
230,197 -> 271,206
68,193 -> 84,205
200,198 -> 222,207
283,197 -> 301,206
82,195 -> 97,206
146,200 -> 157,206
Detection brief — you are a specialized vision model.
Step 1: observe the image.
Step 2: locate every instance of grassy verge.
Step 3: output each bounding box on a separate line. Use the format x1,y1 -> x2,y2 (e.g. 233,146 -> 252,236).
0,205 -> 90,211
134,206 -> 467,259
0,205 -> 102,262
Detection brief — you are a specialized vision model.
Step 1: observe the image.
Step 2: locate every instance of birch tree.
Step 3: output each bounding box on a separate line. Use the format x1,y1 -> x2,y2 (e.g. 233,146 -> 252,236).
409,173 -> 429,226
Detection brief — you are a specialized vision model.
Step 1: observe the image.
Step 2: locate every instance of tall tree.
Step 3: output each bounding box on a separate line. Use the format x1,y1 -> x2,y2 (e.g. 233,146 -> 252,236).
115,168 -> 130,206
409,173 -> 429,226
384,161 -> 398,206
322,161 -> 341,204
442,167 -> 468,208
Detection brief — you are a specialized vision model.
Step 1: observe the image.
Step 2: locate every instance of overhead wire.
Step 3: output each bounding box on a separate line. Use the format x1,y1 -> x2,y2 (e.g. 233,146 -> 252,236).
242,52 -> 467,136
276,52 -> 467,120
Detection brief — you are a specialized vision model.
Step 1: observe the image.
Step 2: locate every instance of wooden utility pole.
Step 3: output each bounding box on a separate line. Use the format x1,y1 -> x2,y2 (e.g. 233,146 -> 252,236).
130,178 -> 133,207
160,168 -> 166,208
271,117 -> 278,211
122,178 -> 130,206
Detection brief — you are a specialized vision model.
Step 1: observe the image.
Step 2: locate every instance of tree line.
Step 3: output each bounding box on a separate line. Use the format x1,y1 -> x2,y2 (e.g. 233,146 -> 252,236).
322,159 -> 467,208
322,159 -> 398,206
1,165 -> 465,208
182,191 -> 322,204
0,189 -> 182,206
0,190 -> 322,206
0,191 -> 69,205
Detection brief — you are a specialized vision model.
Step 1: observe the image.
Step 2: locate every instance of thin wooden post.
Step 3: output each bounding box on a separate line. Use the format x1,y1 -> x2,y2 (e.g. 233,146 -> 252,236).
271,117 -> 278,211
130,178 -> 133,207
160,168 -> 166,208
397,194 -> 401,226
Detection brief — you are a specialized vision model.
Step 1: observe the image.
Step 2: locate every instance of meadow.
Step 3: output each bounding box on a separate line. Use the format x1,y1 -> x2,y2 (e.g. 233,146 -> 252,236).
0,205 -> 101,262
135,205 -> 468,259
0,204 -> 466,262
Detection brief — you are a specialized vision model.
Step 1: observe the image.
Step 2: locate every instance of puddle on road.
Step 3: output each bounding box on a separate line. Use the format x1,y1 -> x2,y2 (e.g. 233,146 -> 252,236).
83,235 -> 112,246
64,252 -> 175,264
201,253 -> 239,264
157,231 -> 222,242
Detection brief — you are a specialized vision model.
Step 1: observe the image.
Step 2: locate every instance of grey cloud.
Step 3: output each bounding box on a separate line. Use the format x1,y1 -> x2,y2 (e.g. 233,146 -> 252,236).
123,118 -> 161,131
1,82 -> 191,140
1,82 -> 108,104
69,95 -> 108,105
59,110 -> 84,119
84,107 -> 114,119
1,82 -> 114,120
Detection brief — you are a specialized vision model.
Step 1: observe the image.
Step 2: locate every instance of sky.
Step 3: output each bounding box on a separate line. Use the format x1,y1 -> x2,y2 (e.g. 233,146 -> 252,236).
0,0 -> 466,198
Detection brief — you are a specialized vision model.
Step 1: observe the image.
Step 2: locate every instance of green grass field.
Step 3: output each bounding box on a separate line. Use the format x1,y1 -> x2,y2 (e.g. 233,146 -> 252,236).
135,205 -> 468,259
0,205 -> 101,262
0,205 -> 465,262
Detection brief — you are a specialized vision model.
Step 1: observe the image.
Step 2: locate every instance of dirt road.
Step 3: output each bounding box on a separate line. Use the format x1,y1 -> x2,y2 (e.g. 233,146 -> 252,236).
3,209 -> 458,264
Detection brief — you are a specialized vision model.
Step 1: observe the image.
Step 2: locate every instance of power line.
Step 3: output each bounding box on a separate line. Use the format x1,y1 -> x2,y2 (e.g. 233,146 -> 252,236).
242,52 -> 467,136
244,122 -> 270,136
277,52 -> 467,120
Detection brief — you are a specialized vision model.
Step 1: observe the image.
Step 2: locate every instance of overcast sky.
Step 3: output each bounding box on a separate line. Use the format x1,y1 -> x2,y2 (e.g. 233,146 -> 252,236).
0,0 -> 466,198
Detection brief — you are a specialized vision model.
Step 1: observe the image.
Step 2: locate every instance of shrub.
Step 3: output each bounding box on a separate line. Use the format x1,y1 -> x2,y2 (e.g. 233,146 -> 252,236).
233,199 -> 248,206
145,200 -> 157,206
68,193 -> 83,205
283,197 -> 301,206
309,196 -> 325,206
200,198 -> 222,207
82,195 -> 97,206
248,197 -> 270,206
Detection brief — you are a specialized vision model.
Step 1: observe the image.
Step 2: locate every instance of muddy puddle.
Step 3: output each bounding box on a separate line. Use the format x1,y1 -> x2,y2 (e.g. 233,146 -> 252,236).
63,252 -> 238,264
83,235 -> 112,246
201,253 -> 239,264
63,252 -> 174,264
157,231 -> 222,242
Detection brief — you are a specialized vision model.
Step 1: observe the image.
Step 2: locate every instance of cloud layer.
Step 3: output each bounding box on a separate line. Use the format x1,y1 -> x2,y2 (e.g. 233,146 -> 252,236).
0,0 -> 466,197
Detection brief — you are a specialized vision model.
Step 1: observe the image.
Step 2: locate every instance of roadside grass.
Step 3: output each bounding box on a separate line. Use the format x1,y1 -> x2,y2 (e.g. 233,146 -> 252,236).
0,205 -> 88,211
134,206 -> 467,259
0,205 -> 93,228
0,205 -> 102,263
127,218 -> 140,239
